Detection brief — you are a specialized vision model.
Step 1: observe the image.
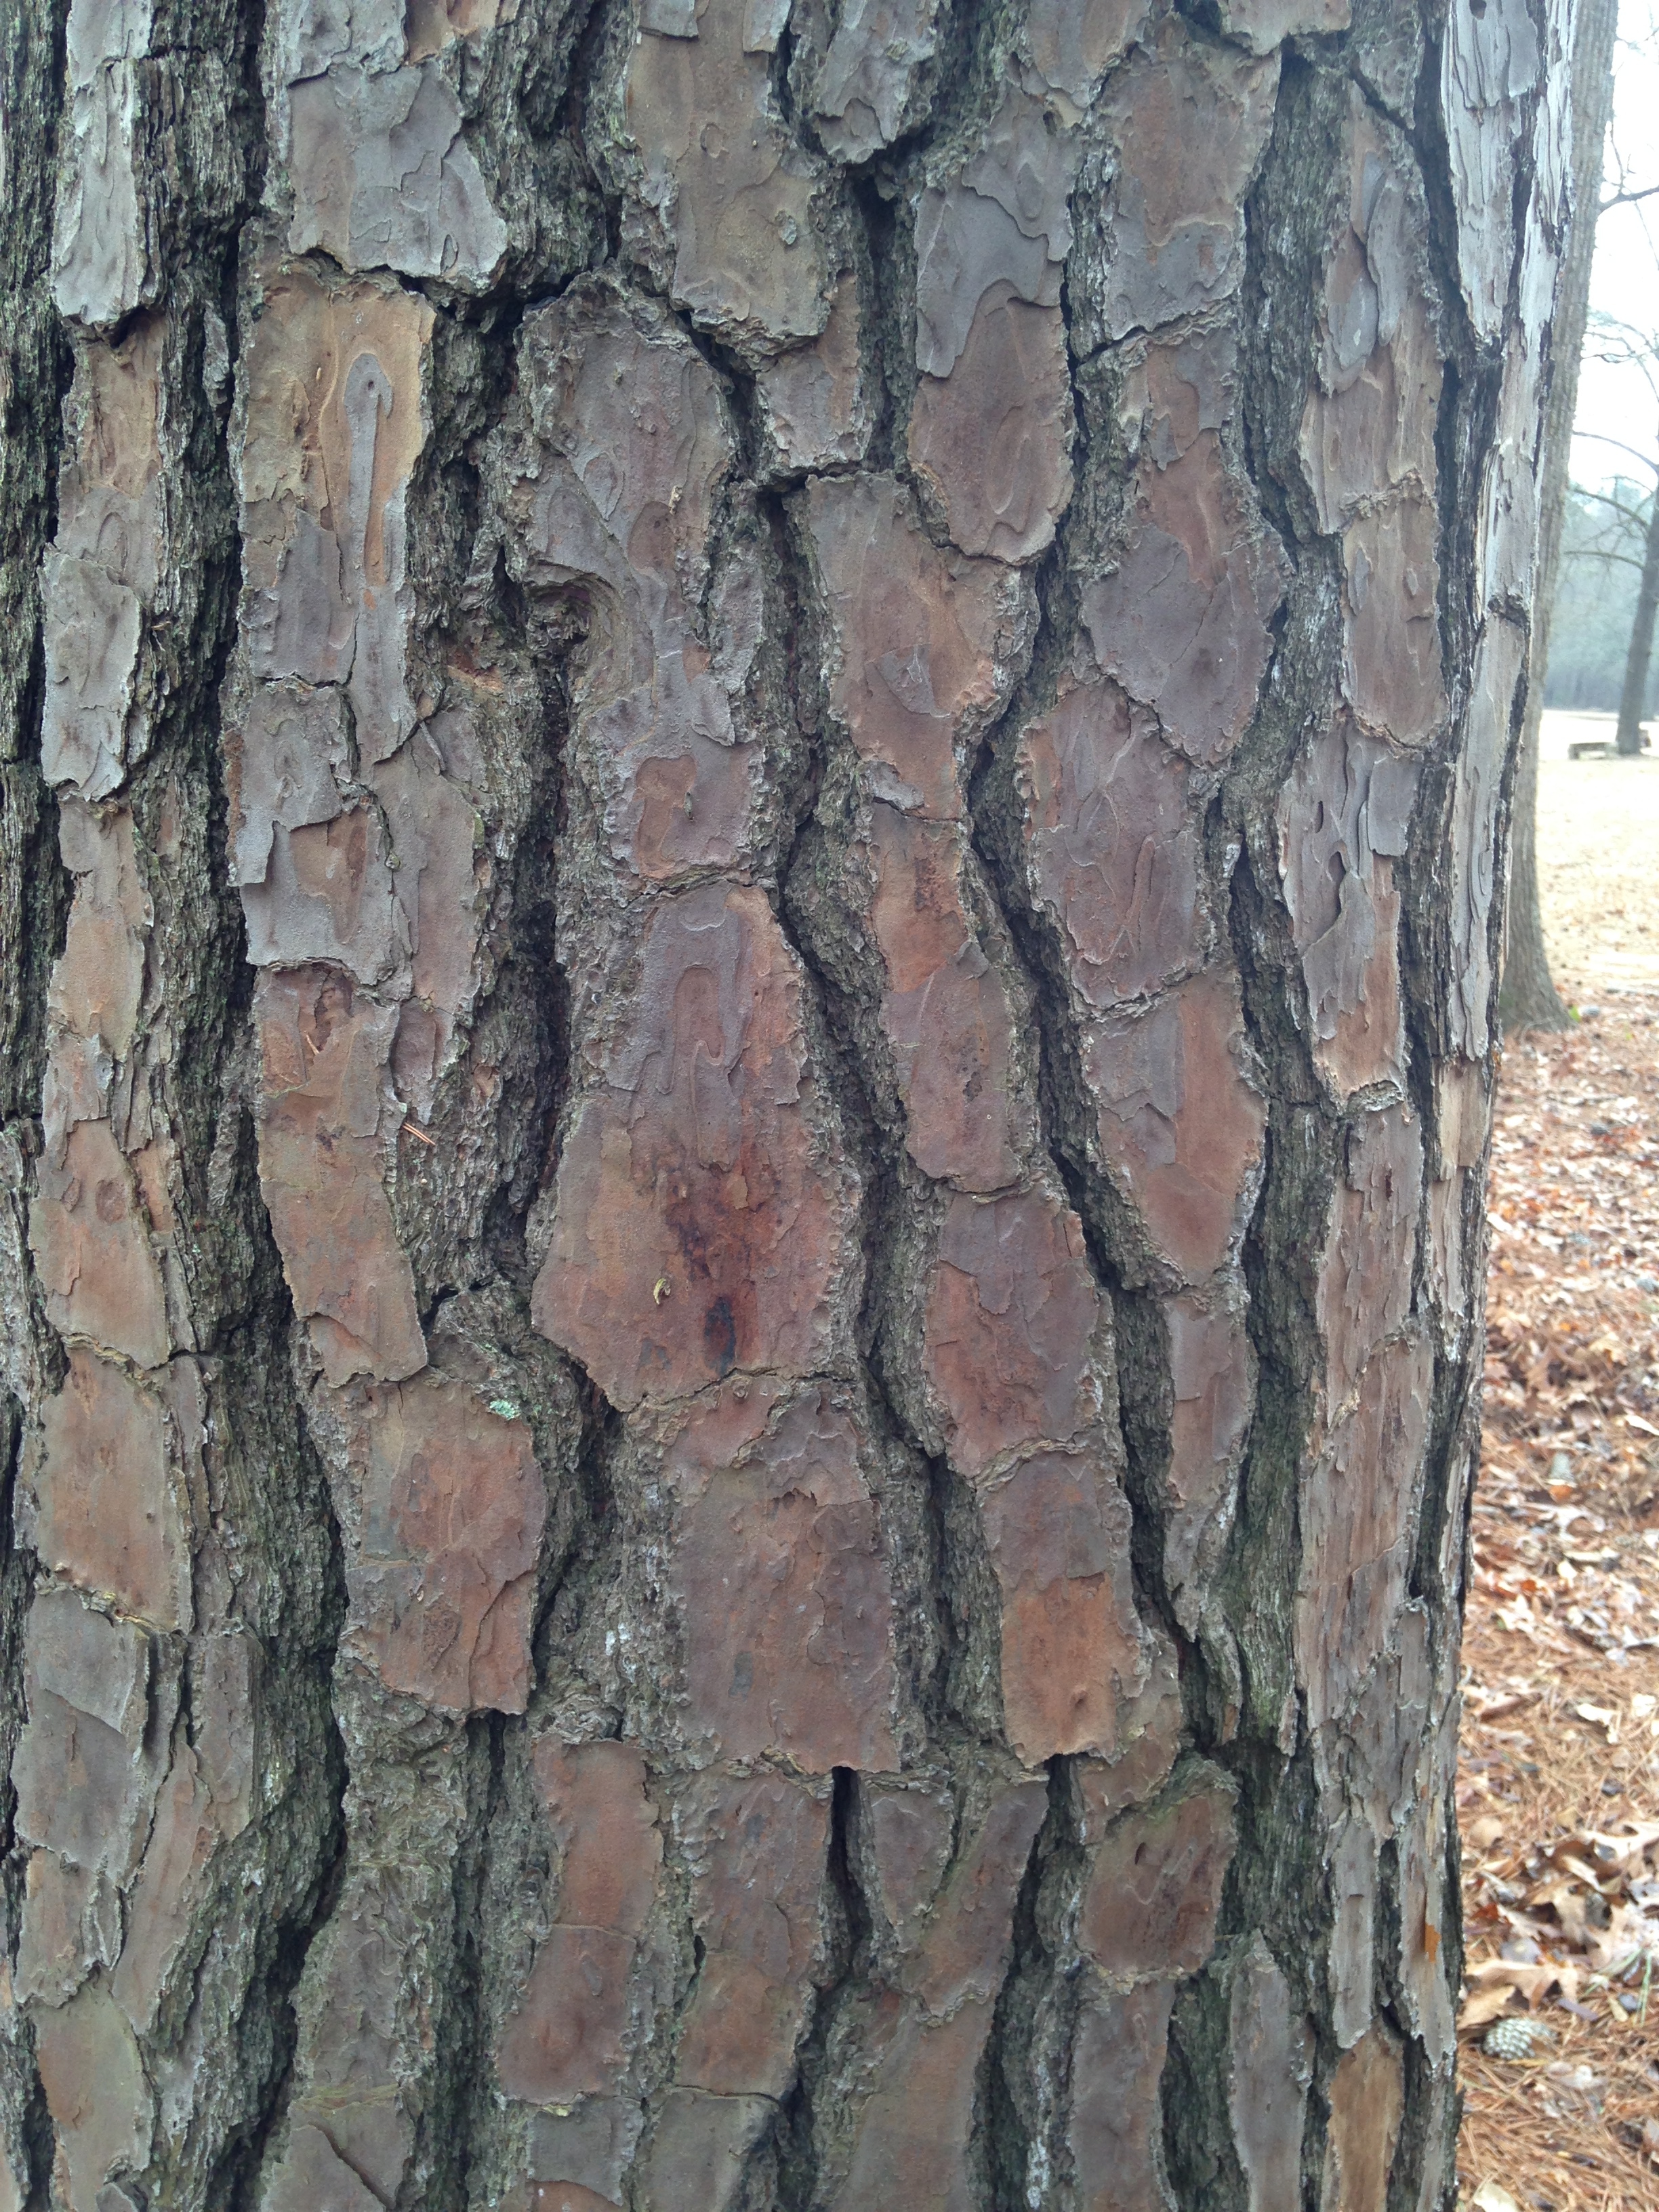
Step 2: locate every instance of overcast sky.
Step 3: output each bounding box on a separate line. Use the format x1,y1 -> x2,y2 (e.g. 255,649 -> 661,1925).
1572,0 -> 1659,490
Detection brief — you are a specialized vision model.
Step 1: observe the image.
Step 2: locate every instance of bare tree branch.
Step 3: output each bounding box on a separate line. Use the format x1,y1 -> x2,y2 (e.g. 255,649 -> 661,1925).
1574,429 -> 1659,476
1570,483 -> 1655,529
1563,547 -> 1651,572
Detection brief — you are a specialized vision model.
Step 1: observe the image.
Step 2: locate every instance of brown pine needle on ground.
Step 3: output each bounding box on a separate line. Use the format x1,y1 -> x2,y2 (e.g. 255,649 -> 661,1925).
1459,726 -> 1659,2211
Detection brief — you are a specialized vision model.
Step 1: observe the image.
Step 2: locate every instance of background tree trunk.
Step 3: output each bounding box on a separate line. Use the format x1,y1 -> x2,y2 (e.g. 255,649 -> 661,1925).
1614,477 -> 1659,752
0,0 -> 1568,2206
1501,0 -> 1617,1029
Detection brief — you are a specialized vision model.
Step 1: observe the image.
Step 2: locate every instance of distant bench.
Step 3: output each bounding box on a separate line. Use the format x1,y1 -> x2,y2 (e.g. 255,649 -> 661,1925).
1566,727 -> 1654,759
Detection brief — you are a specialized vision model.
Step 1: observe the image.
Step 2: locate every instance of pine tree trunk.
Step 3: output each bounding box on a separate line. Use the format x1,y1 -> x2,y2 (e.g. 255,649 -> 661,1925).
1501,0 -> 1615,1030
0,0 -> 1568,2205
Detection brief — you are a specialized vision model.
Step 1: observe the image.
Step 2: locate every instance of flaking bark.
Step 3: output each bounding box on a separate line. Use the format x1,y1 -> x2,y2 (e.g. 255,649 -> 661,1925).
0,0 -> 1567,2205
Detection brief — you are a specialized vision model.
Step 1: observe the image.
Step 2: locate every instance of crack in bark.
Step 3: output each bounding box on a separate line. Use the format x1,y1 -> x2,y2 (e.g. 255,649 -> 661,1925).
981,1755 -> 1076,2212
1218,72 -> 1403,2203
773,1763 -> 875,2212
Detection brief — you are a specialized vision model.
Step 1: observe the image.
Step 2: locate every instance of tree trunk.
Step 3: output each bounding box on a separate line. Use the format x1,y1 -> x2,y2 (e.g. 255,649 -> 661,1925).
1501,0 -> 1616,1029
0,0 -> 1568,2205
1615,473 -> 1659,752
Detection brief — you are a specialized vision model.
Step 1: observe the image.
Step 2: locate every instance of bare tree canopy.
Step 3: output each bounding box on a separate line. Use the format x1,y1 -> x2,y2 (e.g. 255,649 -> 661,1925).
1568,320 -> 1659,753
0,0 -> 1569,2206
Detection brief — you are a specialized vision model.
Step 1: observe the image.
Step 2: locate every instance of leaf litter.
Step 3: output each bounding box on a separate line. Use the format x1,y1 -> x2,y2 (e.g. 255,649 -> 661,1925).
1457,987 -> 1659,2210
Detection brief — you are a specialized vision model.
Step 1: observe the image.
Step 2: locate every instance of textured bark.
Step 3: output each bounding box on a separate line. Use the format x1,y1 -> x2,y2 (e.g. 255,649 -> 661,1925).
0,0 -> 1566,2207
1501,0 -> 1614,1032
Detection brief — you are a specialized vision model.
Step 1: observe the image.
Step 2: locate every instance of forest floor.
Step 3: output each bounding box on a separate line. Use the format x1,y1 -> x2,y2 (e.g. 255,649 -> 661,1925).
1455,713 -> 1659,2211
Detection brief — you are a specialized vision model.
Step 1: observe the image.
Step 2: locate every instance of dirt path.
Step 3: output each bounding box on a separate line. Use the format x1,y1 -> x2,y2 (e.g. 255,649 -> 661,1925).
1455,715 -> 1659,2211
1538,711 -> 1659,1001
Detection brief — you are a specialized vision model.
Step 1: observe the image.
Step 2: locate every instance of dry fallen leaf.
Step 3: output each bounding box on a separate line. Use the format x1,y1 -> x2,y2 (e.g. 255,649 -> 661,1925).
1461,1986 -> 1522,2029
1471,2179 -> 1522,2212
1460,1958 -> 1583,2031
1458,975 -> 1659,2212
1530,1875 -> 1599,1948
1557,1850 -> 1616,1893
1581,1818 -> 1659,1873
1591,1904 -> 1659,1974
